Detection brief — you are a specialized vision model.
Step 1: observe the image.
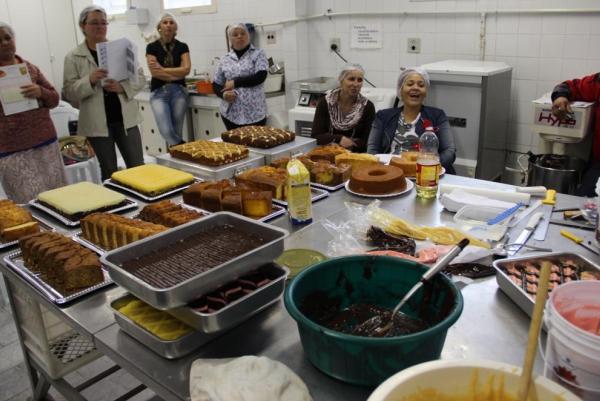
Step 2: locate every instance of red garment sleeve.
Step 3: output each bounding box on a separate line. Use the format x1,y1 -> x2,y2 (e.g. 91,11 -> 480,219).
565,73 -> 600,103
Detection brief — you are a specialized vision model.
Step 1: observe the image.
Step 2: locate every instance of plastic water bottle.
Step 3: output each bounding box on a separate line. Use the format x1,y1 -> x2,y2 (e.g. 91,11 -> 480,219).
416,127 -> 441,199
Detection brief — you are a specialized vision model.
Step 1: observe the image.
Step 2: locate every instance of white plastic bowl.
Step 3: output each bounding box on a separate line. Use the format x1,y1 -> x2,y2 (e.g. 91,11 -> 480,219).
367,359 -> 582,401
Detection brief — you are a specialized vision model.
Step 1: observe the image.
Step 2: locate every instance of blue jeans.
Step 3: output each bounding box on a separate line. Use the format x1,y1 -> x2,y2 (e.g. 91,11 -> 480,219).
150,84 -> 189,146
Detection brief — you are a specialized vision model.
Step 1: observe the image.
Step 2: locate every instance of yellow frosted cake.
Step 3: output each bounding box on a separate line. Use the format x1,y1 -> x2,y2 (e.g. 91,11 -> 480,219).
37,182 -> 126,220
111,164 -> 194,196
117,297 -> 192,341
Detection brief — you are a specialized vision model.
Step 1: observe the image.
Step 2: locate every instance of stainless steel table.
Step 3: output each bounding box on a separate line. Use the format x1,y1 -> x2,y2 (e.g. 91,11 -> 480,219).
1,174 -> 597,401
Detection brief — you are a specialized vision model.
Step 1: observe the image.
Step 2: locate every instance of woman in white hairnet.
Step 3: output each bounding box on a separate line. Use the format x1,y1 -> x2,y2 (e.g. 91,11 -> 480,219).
367,67 -> 456,173
311,63 -> 375,153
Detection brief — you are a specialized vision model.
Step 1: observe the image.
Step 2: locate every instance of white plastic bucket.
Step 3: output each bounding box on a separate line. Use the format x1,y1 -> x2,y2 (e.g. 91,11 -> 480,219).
543,281 -> 600,401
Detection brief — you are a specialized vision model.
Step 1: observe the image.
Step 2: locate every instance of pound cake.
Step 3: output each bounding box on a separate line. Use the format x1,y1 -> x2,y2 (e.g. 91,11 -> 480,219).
389,151 -> 420,176
221,126 -> 295,149
270,157 -> 351,187
306,144 -> 349,163
138,200 -> 208,227
37,182 -> 127,221
169,140 -> 248,166
334,153 -> 380,172
348,164 -> 406,195
81,213 -> 167,250
111,164 -> 194,196
18,232 -> 103,294
235,166 -> 288,200
0,199 -> 40,241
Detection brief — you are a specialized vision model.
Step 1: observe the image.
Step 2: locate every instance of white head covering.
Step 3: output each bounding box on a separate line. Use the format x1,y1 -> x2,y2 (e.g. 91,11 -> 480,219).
397,67 -> 430,92
78,5 -> 106,25
156,12 -> 178,32
0,21 -> 15,37
337,63 -> 365,83
226,22 -> 249,39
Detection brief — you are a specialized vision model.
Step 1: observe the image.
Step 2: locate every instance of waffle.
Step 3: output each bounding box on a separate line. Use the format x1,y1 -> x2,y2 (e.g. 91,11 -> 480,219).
221,126 -> 295,149
169,140 -> 248,166
118,298 -> 192,341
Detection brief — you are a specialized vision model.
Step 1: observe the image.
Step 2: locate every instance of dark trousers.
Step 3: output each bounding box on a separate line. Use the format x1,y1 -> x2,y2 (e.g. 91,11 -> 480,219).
88,124 -> 144,181
576,161 -> 600,197
221,116 -> 267,131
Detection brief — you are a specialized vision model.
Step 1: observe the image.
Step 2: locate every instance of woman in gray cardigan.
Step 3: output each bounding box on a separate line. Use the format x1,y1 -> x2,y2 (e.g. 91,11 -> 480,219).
63,5 -> 145,181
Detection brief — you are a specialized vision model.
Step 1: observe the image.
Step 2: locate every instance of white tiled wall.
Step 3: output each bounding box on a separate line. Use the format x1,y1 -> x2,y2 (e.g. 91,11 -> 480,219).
67,0 -> 600,158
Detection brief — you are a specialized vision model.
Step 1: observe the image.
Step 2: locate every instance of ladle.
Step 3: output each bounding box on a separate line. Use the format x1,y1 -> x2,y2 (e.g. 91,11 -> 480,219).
366,238 -> 470,337
517,260 -> 551,401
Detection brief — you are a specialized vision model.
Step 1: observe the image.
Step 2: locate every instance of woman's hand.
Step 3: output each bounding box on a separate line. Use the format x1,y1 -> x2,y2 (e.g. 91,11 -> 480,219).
339,136 -> 356,149
103,79 -> 124,93
20,84 -> 42,99
89,68 -> 108,85
223,90 -> 237,103
224,79 -> 235,91
552,96 -> 573,120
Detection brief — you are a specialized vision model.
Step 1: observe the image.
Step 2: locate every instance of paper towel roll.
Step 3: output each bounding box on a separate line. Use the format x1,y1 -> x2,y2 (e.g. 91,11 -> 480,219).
439,184 -> 531,204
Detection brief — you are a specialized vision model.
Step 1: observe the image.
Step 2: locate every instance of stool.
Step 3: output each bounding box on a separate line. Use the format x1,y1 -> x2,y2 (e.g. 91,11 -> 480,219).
64,157 -> 101,184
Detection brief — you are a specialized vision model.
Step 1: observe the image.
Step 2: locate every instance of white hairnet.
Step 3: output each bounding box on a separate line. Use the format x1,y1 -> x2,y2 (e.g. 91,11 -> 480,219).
338,63 -> 365,83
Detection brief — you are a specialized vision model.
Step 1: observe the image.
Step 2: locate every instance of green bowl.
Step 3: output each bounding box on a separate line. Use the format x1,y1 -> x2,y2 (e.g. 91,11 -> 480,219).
284,255 -> 463,386
275,248 -> 327,278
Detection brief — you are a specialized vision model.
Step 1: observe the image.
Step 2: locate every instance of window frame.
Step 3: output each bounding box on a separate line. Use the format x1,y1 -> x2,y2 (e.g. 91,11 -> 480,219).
92,0 -> 130,19
161,0 -> 217,15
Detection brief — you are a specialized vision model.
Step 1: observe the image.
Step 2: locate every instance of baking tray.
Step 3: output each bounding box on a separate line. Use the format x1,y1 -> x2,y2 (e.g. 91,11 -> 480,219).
3,250 -> 113,306
28,198 -> 138,227
110,295 -> 219,359
167,263 -> 288,333
215,136 -> 317,164
181,201 -> 286,223
310,180 -> 347,192
0,216 -> 54,251
101,212 -> 288,309
493,252 -> 600,317
272,187 -> 329,207
103,177 -> 203,202
72,203 -> 213,255
155,153 -> 264,181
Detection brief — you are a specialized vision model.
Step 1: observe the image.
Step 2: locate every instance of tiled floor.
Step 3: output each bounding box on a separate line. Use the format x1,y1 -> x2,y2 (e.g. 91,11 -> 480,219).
0,305 -> 161,401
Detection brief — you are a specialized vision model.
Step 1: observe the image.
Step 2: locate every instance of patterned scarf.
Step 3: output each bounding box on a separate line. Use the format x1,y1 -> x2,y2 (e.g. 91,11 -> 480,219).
159,39 -> 175,67
325,88 -> 368,132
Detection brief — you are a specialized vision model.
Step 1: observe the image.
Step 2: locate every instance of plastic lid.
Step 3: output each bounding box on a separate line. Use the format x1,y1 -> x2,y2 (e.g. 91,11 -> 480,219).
275,249 -> 327,278
453,205 -> 509,242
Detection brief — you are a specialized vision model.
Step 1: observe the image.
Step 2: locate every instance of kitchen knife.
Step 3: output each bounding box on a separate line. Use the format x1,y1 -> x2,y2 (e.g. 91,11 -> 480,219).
533,189 -> 556,241
507,211 -> 545,256
550,218 -> 596,231
560,229 -> 600,256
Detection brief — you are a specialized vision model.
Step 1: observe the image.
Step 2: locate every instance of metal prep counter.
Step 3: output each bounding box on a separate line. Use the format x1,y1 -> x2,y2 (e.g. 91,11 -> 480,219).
1,174 -> 597,401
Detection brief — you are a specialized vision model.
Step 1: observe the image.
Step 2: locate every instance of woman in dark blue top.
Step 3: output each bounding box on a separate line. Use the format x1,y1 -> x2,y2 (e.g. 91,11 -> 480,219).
146,13 -> 191,146
367,68 -> 456,173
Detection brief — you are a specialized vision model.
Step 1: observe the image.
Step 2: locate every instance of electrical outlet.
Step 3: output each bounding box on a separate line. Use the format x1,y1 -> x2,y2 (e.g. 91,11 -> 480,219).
407,37 -> 421,53
329,37 -> 341,51
266,31 -> 276,45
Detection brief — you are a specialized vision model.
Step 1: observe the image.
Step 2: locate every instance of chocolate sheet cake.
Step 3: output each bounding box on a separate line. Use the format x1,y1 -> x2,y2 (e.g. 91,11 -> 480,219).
121,225 -> 267,289
221,126 -> 295,149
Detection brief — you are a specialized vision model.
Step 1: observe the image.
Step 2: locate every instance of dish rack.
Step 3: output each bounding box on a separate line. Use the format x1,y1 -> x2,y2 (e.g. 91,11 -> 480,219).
9,283 -> 101,379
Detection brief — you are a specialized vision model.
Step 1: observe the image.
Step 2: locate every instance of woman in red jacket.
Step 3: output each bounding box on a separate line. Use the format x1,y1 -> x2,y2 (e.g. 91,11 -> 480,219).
552,73 -> 600,196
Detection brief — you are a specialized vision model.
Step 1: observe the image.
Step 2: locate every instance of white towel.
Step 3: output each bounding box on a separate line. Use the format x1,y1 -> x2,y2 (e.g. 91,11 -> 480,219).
190,356 -> 313,401
440,189 -> 516,213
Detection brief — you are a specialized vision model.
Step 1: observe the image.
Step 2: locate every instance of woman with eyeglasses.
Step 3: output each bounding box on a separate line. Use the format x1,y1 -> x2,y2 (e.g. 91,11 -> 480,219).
146,13 -> 191,147
63,5 -> 145,181
0,21 -> 66,202
311,64 -> 375,153
367,67 -> 456,174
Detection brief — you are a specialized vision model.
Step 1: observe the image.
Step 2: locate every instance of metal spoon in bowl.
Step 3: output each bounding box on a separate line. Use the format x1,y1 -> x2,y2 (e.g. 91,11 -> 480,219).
360,238 -> 470,337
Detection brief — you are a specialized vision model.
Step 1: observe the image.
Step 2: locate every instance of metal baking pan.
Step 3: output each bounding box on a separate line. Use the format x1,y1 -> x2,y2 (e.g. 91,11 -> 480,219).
272,187 -> 329,207
155,153 -> 264,181
214,136 -> 317,164
310,180 -> 347,192
3,250 -> 113,306
110,295 -> 219,359
0,216 -> 54,251
28,198 -> 138,227
101,212 -> 288,309
73,203 -> 213,255
493,252 -> 600,317
167,263 -> 288,333
103,177 -> 203,202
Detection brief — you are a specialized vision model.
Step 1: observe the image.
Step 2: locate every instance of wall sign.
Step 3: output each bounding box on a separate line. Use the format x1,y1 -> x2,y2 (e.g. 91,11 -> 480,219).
351,24 -> 382,49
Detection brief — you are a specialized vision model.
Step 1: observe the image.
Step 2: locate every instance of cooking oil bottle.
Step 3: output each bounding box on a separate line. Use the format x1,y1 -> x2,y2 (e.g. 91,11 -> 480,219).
416,127 -> 441,199
286,158 -> 313,225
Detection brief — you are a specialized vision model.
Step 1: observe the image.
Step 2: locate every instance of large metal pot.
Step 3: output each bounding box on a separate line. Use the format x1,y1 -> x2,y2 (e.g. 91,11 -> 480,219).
528,154 -> 585,194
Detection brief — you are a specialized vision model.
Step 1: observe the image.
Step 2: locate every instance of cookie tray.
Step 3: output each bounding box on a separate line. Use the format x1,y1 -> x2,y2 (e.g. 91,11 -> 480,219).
3,251 -> 113,305
28,198 -> 138,227
101,212 -> 288,310
110,294 -> 219,359
493,252 -> 600,317
103,177 -> 203,202
155,153 -> 264,181
167,263 -> 288,333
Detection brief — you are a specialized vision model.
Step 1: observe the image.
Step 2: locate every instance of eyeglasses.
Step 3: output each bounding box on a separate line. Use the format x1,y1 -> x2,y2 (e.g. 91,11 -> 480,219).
86,21 -> 109,26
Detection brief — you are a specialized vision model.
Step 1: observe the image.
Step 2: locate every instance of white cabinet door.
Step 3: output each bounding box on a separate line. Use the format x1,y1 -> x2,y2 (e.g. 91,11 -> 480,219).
138,100 -> 192,155
191,107 -> 226,140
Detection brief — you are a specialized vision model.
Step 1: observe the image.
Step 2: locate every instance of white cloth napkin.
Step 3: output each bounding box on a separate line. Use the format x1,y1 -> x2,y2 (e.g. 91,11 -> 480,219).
190,356 -> 313,401
440,189 -> 516,213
